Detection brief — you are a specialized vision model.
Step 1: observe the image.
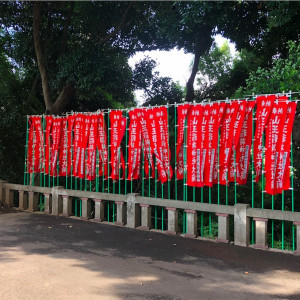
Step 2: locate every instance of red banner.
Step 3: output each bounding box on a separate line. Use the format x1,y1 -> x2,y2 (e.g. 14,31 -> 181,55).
77,115 -> 91,179
59,117 -> 68,176
147,107 -> 172,183
200,104 -> 212,187
210,103 -> 226,186
228,100 -> 247,182
187,104 -> 203,187
97,112 -> 108,178
254,95 -> 275,182
73,114 -> 83,177
128,109 -> 142,180
274,101 -> 297,194
44,116 -> 53,175
235,101 -> 256,185
265,98 -> 288,194
50,118 -> 62,176
86,115 -> 98,181
67,114 -> 76,176
219,102 -> 239,185
110,111 -> 126,180
136,109 -> 154,178
176,104 -> 190,180
27,116 -> 44,174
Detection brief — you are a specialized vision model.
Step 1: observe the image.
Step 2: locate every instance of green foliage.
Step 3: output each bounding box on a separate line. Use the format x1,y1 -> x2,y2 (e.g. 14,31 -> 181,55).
240,40 -> 300,95
132,57 -> 184,106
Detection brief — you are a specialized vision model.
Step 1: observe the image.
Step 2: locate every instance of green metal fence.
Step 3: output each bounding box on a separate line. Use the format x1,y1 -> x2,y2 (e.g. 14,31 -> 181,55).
23,92 -> 299,251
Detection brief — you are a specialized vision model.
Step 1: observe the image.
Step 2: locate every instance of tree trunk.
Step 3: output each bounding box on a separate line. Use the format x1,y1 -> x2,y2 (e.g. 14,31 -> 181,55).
51,83 -> 75,115
185,47 -> 202,102
33,2 -> 54,113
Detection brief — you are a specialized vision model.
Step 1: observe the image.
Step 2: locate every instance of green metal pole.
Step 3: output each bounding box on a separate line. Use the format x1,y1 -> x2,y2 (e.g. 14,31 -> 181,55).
155,156 -> 157,230
174,104 -> 178,200
24,116 -> 29,185
107,110 -> 110,222
261,132 -> 265,209
201,187 -> 203,237
282,191 -> 285,250
272,195 -> 274,248
234,149 -> 237,204
167,104 -> 171,200
251,100 -> 255,244
125,110 -> 128,195
217,128 -> 220,205
291,131 -> 295,251
142,140 -> 145,197
65,118 -> 68,189
96,148 -> 99,193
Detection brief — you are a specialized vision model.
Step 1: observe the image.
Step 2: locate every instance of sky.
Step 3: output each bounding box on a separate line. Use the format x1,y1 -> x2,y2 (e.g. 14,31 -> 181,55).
128,34 -> 236,104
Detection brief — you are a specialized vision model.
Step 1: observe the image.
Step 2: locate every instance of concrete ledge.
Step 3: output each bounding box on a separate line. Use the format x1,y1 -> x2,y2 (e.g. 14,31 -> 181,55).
254,244 -> 269,250
184,234 -> 197,239
216,238 -> 229,244
138,226 -> 150,231
166,230 -> 177,235
115,222 -> 125,226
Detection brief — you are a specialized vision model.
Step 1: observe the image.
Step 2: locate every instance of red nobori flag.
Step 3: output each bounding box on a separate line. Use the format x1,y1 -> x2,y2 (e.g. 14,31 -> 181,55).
228,100 -> 247,182
235,101 -> 256,185
59,117 -> 68,176
136,108 -> 154,178
210,103 -> 226,186
265,99 -> 288,195
187,104 -> 203,187
86,115 -> 98,181
110,111 -> 126,180
27,116 -> 44,174
254,95 -> 275,182
97,112 -> 108,178
153,106 -> 173,183
78,115 -> 91,179
274,101 -> 297,194
128,109 -> 142,180
219,102 -> 239,185
50,118 -> 62,176
44,116 -> 53,175
73,114 -> 83,177
67,114 -> 76,176
176,104 -> 190,180
200,104 -> 213,187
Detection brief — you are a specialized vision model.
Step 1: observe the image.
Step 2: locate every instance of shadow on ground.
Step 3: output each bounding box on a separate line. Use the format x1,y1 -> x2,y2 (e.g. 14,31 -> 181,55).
0,209 -> 299,299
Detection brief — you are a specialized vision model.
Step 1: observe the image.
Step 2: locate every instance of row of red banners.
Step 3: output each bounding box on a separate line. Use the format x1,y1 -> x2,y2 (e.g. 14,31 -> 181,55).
26,95 -> 296,195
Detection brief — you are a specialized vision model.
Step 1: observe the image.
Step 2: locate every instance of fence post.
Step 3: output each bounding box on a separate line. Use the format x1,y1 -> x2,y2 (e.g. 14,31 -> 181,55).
18,190 -> 28,210
0,180 -> 7,207
293,222 -> 300,255
184,209 -> 197,238
216,213 -> 229,243
126,194 -> 140,228
80,197 -> 91,220
234,204 -> 250,247
94,199 -> 105,222
254,218 -> 268,249
139,204 -> 151,230
166,207 -> 178,235
4,188 -> 14,208
27,191 -> 39,212
51,186 -> 63,216
116,201 -> 126,226
44,193 -> 52,214
62,196 -> 72,217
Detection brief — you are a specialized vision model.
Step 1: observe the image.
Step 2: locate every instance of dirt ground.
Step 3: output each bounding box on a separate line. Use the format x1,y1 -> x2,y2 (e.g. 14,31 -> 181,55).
0,210 -> 299,300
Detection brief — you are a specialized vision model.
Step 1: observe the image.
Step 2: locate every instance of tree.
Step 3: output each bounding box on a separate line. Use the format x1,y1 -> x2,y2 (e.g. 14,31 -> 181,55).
132,57 -> 183,106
